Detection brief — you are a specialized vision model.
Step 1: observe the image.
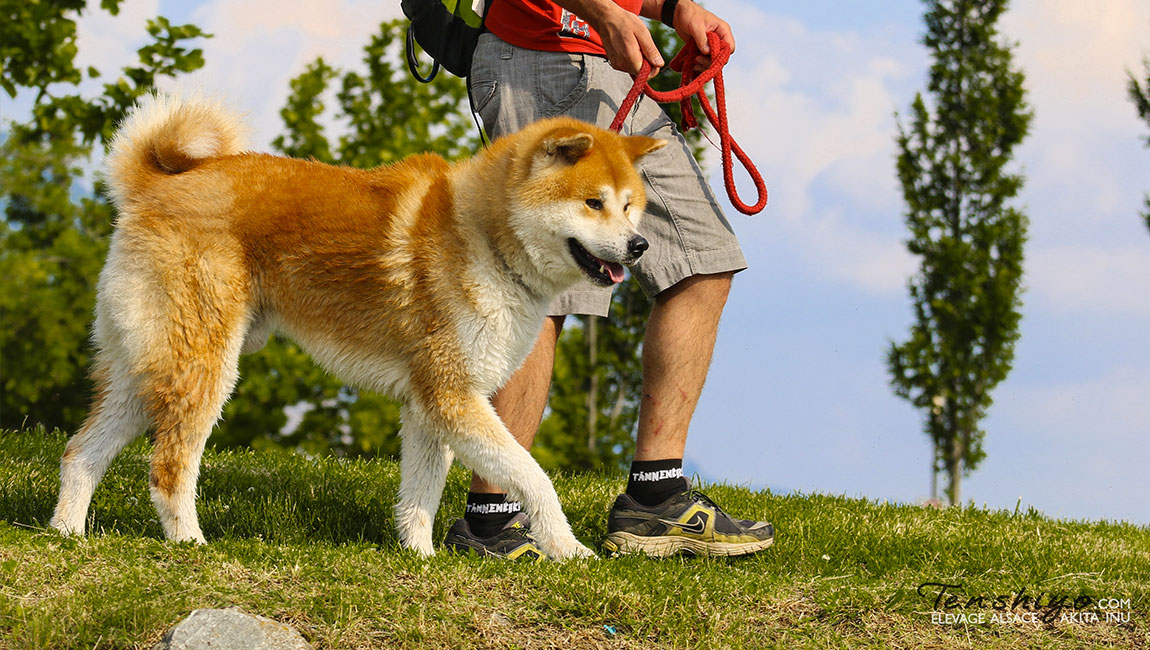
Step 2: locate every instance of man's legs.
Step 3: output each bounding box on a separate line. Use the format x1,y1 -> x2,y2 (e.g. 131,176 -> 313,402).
461,271 -> 775,559
634,272 -> 732,461
470,315 -> 565,494
467,271 -> 730,493
603,276 -> 773,558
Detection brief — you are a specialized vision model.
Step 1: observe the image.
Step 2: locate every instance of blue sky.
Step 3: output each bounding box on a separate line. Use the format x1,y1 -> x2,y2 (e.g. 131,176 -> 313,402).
5,0 -> 1148,524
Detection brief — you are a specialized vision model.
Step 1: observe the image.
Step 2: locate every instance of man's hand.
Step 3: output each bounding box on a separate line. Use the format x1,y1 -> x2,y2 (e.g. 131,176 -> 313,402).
668,0 -> 735,72
556,0 -> 665,77
555,0 -> 735,78
597,7 -> 666,76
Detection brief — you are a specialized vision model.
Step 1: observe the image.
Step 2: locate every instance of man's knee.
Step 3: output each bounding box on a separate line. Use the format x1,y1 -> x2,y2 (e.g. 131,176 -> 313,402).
656,271 -> 734,307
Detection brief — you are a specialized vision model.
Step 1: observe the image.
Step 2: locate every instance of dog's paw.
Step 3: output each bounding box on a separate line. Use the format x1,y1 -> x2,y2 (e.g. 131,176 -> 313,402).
168,531 -> 207,545
399,539 -> 436,558
547,539 -> 597,561
48,516 -> 84,537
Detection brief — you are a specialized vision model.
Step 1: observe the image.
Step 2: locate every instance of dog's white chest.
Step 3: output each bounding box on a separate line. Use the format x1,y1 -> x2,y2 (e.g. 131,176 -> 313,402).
455,280 -> 551,395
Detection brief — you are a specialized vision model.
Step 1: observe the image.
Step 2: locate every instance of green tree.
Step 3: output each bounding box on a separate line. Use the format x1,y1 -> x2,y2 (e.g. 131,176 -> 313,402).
536,22 -> 709,473
1,1 -> 207,430
1128,56 -> 1150,234
1,0 -> 124,99
887,0 -> 1031,505
213,20 -> 478,457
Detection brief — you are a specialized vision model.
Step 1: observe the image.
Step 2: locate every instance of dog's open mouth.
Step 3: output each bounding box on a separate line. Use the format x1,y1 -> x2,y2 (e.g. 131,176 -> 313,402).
568,238 -> 625,286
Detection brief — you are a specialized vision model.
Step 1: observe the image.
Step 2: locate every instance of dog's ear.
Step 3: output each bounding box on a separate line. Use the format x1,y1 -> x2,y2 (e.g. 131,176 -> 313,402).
542,131 -> 594,165
624,135 -> 667,162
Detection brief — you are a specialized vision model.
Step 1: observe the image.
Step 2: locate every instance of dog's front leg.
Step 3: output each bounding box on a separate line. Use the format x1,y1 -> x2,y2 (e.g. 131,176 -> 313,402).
421,394 -> 594,561
395,407 -> 454,556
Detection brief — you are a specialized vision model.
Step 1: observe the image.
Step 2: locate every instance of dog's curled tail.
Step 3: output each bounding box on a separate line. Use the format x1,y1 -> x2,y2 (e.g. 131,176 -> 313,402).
105,93 -> 247,206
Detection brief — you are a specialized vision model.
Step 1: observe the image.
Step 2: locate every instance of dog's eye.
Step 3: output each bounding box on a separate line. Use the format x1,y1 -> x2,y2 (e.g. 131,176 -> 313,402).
585,199 -> 603,211
623,203 -> 631,212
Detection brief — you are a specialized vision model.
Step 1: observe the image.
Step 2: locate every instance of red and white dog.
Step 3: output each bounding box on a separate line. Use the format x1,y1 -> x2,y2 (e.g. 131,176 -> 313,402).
50,94 -> 662,559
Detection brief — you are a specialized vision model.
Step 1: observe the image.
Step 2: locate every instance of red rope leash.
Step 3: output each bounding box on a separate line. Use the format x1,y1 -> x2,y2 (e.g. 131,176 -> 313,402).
610,32 -> 767,216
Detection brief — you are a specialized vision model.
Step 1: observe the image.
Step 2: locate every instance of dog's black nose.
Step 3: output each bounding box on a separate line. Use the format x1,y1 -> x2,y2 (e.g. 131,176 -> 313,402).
628,235 -> 649,259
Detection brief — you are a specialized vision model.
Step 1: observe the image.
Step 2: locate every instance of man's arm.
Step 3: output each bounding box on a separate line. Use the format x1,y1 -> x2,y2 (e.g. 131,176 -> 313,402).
637,0 -> 735,57
553,0 -> 663,75
555,0 -> 736,76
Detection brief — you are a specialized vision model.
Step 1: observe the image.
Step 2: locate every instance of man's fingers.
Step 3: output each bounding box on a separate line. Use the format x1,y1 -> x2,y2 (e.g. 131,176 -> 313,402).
640,37 -> 665,69
602,15 -> 664,76
610,45 -> 645,76
715,22 -> 736,54
688,24 -> 711,55
674,2 -> 736,56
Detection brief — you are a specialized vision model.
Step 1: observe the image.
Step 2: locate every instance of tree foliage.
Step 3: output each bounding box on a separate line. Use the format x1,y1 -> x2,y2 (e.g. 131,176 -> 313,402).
1,7 -> 714,473
1,2 -> 207,430
887,0 -> 1031,505
1,0 -> 124,99
213,20 -> 478,458
1128,56 -> 1150,234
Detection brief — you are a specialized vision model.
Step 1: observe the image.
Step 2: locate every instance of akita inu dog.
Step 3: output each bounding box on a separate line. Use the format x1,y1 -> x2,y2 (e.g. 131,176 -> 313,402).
49,94 -> 664,559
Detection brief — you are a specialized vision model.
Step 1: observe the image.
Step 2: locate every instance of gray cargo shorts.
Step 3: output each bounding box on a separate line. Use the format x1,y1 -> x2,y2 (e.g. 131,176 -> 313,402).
468,33 -> 747,317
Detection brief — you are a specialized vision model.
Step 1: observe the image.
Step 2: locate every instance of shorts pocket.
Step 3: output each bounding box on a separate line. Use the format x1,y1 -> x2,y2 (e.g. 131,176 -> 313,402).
469,79 -> 498,116
535,53 -> 590,118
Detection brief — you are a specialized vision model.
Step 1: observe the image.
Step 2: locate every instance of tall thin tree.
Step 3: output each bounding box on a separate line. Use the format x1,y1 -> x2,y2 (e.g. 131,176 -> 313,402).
888,0 -> 1032,505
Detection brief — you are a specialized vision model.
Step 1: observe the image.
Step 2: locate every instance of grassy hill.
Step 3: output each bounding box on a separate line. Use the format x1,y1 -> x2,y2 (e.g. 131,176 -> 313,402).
0,427 -> 1146,649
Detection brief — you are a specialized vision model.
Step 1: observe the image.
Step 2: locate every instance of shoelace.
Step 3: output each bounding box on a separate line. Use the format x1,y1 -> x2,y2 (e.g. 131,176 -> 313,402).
685,488 -> 726,515
503,522 -> 534,541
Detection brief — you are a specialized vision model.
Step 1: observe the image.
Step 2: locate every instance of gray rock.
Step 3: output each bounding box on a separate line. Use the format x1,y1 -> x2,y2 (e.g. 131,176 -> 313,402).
152,607 -> 310,650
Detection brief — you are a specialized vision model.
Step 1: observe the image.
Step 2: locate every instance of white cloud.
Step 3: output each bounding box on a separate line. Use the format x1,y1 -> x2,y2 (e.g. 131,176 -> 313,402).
68,0 -> 405,149
1027,245 -> 1150,316
999,0 -> 1150,315
74,0 -> 161,93
1001,0 -> 1150,220
705,0 -> 1150,307
1003,0 -> 1150,134
705,0 -> 921,295
160,0 -> 405,149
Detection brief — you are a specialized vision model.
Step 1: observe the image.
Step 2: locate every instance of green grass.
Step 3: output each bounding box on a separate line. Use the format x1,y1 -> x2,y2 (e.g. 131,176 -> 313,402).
1,427 -> 1147,649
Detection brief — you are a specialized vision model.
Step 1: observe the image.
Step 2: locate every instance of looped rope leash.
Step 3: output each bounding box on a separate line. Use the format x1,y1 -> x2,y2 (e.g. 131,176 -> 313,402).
610,32 -> 767,216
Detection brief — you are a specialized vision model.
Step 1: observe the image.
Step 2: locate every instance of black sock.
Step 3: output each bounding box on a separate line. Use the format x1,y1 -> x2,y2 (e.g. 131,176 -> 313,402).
626,459 -> 688,507
464,492 -> 522,538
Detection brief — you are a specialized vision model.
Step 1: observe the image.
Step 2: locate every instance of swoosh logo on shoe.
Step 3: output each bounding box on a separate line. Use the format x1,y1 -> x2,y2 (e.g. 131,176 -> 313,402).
659,511 -> 707,535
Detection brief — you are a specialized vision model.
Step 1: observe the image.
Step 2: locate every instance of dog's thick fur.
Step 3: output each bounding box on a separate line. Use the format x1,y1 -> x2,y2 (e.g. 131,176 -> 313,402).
49,94 -> 664,559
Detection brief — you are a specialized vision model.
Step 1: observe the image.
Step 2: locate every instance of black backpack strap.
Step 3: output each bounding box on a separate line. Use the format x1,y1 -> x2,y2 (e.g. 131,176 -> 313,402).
405,23 -> 440,84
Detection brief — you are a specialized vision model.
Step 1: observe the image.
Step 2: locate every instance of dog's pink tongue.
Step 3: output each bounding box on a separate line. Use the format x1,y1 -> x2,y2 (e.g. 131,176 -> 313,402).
606,262 -> 625,284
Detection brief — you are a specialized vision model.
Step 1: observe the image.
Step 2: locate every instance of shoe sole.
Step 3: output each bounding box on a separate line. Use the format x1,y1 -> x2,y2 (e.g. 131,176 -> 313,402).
602,532 -> 774,558
444,540 -> 549,562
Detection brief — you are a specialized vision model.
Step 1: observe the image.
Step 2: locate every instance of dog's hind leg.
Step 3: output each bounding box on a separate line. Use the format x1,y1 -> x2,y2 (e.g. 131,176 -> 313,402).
394,405 -> 454,556
419,394 -> 594,561
143,314 -> 247,544
51,343 -> 148,536
131,253 -> 251,543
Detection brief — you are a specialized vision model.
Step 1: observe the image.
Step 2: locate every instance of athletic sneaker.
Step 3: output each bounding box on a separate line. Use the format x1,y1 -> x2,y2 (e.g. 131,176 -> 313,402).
444,512 -> 548,561
603,483 -> 775,557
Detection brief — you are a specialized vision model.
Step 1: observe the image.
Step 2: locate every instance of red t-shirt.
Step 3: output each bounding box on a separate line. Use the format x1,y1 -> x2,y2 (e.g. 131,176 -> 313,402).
485,0 -> 644,56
